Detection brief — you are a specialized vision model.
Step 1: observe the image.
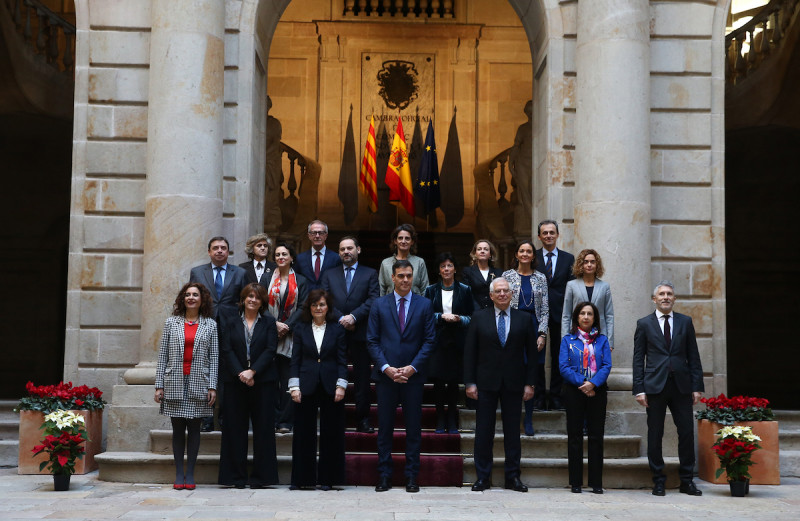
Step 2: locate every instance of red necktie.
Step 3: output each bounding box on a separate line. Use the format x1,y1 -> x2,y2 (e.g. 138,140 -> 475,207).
314,251 -> 321,280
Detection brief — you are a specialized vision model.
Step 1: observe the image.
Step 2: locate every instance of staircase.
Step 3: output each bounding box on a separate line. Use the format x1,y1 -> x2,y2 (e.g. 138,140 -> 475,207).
0,400 -> 19,467
776,410 -> 800,477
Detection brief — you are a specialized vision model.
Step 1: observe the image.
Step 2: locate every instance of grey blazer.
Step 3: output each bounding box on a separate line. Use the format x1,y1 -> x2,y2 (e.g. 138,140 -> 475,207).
561,278 -> 614,347
155,315 -> 219,401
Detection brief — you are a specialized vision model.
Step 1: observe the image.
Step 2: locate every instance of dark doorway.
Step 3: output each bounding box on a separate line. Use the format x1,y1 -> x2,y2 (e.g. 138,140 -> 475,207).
725,125 -> 799,409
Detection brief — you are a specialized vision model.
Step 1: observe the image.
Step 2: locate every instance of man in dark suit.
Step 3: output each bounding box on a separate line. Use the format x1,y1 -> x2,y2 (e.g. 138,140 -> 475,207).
238,233 -> 277,288
633,280 -> 704,497
321,236 -> 380,433
189,236 -> 248,431
465,276 -> 536,492
190,236 -> 248,321
367,259 -> 436,493
535,219 -> 575,411
295,220 -> 342,289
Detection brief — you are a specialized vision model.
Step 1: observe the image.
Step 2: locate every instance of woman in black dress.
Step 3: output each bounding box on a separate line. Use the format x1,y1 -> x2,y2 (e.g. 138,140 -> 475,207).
424,252 -> 474,433
288,289 -> 348,490
461,239 -> 503,310
217,283 -> 279,489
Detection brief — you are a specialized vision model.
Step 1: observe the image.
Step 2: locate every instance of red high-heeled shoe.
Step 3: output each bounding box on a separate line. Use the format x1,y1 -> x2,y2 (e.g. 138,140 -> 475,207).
173,483 -> 185,490
184,483 -> 196,490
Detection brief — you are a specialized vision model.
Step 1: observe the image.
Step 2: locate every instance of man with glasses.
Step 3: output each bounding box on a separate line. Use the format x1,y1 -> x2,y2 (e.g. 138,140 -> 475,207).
464,276 -> 536,492
295,220 -> 341,290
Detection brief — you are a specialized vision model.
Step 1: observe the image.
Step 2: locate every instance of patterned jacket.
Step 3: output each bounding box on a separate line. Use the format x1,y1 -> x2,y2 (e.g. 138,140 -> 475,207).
155,315 -> 219,401
501,269 -> 549,335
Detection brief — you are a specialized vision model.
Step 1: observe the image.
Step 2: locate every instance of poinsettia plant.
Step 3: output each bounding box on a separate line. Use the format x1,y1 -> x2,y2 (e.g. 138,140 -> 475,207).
14,381 -> 106,413
31,410 -> 88,475
695,393 -> 774,425
711,425 -> 762,482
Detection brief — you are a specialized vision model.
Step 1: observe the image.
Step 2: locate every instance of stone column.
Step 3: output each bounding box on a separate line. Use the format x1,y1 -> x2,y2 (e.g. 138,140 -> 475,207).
112,0 -> 225,450
574,0 -> 651,375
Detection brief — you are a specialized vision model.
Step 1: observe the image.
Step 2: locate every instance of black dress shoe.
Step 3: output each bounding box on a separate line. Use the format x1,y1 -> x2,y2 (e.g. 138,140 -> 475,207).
571,486 -> 582,493
234,484 -> 246,489
405,477 -> 420,493
504,477 -> 528,492
375,476 -> 392,492
200,418 -> 214,432
652,482 -> 666,496
591,487 -> 603,494
356,419 -> 375,433
471,479 -> 491,491
549,396 -> 565,411
679,481 -> 703,496
532,399 -> 547,411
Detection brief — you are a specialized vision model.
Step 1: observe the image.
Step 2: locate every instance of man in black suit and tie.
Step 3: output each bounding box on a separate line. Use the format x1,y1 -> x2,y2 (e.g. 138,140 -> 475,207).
190,236 -> 248,321
535,219 -> 575,411
633,280 -> 704,497
295,220 -> 342,290
238,233 -> 277,287
321,236 -> 380,433
367,260 -> 436,493
465,276 -> 536,492
189,236 -> 248,431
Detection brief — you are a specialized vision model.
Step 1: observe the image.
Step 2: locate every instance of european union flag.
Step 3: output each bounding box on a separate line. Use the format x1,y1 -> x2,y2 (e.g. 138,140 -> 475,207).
415,121 -> 441,215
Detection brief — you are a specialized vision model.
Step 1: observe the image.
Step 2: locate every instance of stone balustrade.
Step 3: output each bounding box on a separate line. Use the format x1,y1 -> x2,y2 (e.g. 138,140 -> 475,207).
472,147 -> 516,265
726,0 -> 800,85
5,0 -> 75,74
276,142 -> 321,236
343,0 -> 453,19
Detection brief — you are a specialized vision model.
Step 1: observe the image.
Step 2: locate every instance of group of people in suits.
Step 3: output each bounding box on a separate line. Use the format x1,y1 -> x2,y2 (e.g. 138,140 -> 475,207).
152,218 -> 705,496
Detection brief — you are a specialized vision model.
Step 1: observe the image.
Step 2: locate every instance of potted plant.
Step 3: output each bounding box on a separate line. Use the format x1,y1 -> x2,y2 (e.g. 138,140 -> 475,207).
31,410 -> 89,491
711,425 -> 762,497
696,393 -> 779,484
15,381 -> 106,475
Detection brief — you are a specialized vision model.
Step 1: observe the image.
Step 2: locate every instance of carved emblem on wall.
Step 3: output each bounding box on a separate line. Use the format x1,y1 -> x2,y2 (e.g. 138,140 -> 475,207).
377,60 -> 419,110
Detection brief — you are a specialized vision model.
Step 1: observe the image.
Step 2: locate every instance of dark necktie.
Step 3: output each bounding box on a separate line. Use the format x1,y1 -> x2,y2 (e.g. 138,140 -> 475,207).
399,297 -> 406,333
498,309 -> 507,347
662,314 -> 671,349
545,252 -> 554,280
345,267 -> 353,293
255,262 -> 263,282
314,251 -> 321,280
257,262 -> 263,271
214,266 -> 223,298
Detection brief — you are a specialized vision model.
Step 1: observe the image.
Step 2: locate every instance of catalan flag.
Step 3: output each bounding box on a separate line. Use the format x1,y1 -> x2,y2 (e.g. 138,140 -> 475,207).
385,117 -> 415,217
359,115 -> 378,212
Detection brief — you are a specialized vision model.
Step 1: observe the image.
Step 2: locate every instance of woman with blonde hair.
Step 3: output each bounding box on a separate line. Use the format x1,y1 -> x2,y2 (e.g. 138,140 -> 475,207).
561,249 -> 614,350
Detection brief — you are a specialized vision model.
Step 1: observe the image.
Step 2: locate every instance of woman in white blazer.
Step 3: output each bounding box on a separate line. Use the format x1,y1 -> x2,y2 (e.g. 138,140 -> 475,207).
561,249 -> 614,349
155,282 -> 219,490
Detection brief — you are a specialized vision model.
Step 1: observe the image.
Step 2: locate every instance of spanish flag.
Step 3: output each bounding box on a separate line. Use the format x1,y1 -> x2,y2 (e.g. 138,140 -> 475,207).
359,115 -> 378,212
385,117 -> 415,217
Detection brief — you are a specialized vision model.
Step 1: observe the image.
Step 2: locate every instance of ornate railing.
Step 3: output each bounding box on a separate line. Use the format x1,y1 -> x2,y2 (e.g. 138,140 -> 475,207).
726,0 -> 800,85
275,142 -> 321,235
343,0 -> 454,19
4,0 -> 75,74
473,147 -> 515,260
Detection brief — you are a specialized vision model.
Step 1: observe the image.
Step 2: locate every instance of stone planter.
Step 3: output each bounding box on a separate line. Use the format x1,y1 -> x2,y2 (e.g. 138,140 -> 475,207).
697,419 -> 780,485
18,410 -> 103,475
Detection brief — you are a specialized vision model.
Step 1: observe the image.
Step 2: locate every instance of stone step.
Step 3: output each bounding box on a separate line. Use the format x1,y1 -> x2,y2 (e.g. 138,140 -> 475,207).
462,456 -> 681,489
149,430 -> 294,455
458,409 -> 567,434
781,450 -> 800,478
0,439 -> 18,467
775,410 -> 800,428
0,419 -> 19,440
779,430 -> 800,451
459,433 -> 641,459
0,401 -> 18,421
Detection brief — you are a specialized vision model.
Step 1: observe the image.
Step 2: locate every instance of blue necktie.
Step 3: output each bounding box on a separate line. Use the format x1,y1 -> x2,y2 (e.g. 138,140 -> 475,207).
345,267 -> 353,293
399,297 -> 406,333
545,252 -> 554,280
498,309 -> 507,347
214,266 -> 223,299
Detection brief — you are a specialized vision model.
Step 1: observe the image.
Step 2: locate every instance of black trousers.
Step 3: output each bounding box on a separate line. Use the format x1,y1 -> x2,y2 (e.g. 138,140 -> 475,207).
474,383 -> 522,481
547,319 -> 564,396
561,383 -> 607,488
646,375 -> 696,484
218,380 -> 278,487
291,383 -> 346,487
348,340 -> 372,422
275,355 -> 294,428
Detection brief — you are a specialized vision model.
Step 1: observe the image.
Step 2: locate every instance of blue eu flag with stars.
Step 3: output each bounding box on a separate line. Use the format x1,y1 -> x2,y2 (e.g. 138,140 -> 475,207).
415,121 -> 441,214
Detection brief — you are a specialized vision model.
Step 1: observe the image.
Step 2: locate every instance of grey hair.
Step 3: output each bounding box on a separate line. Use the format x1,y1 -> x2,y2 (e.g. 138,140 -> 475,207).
652,280 -> 675,297
307,220 -> 328,234
489,276 -> 509,293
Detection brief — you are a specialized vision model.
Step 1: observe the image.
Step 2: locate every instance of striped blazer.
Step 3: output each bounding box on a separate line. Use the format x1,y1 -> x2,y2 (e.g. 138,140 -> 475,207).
155,315 -> 219,401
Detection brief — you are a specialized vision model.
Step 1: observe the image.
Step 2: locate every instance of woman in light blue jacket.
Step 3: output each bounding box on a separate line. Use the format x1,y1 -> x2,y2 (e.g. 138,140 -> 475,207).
559,301 -> 611,495
561,249 -> 614,349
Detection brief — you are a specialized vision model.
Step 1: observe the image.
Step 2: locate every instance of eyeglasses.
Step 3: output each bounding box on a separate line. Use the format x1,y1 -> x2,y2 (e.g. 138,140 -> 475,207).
492,289 -> 511,294
309,231 -> 327,236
